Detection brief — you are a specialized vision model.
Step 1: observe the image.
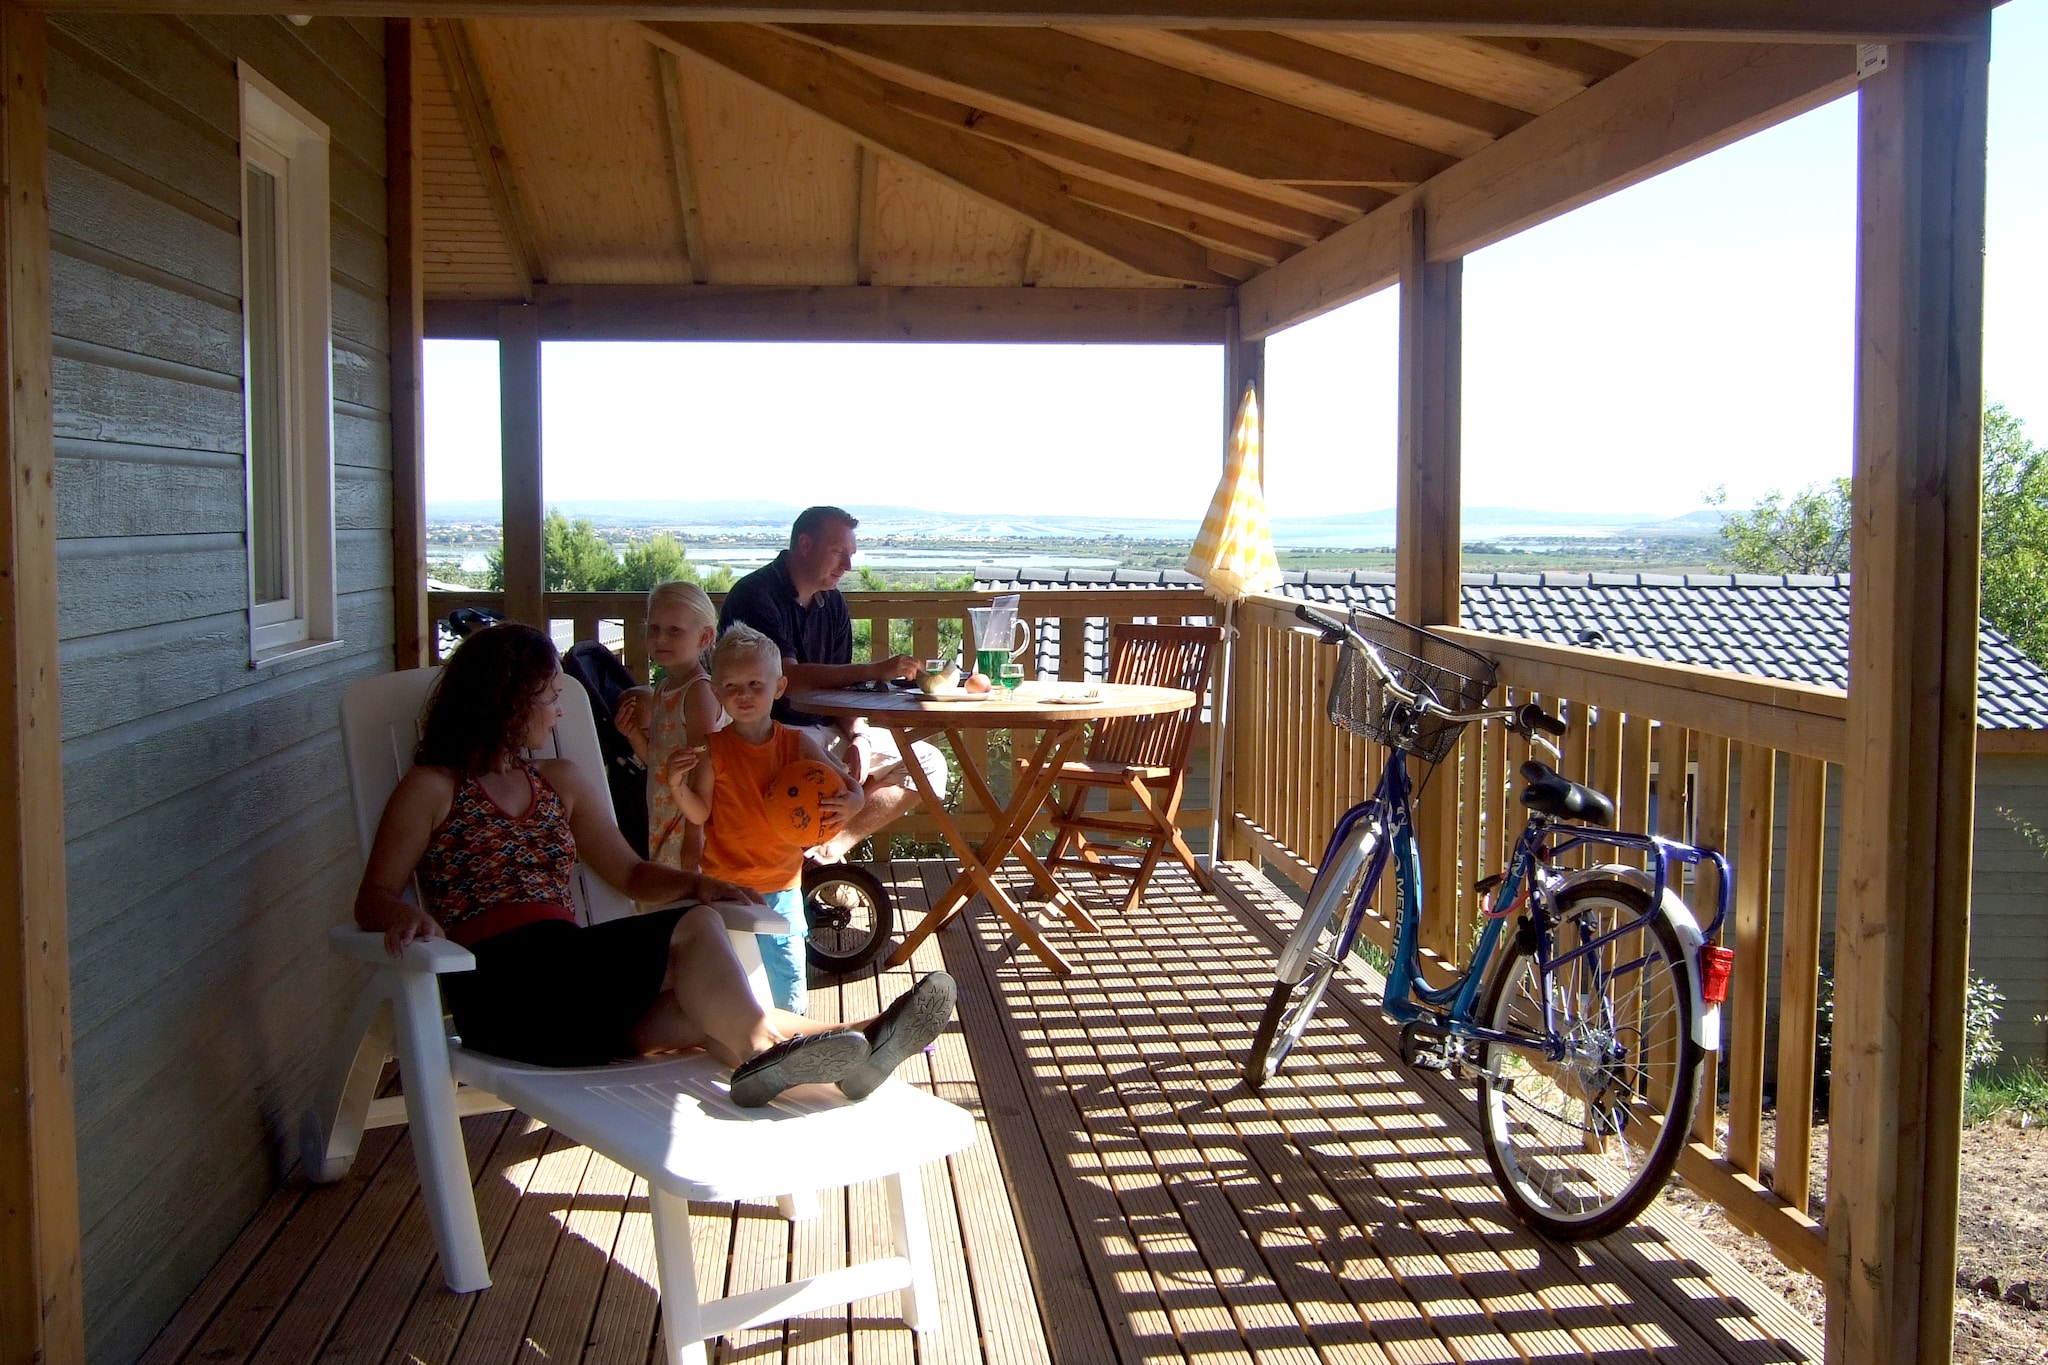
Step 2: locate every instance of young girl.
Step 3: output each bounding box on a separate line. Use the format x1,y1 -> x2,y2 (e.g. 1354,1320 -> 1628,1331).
614,580 -> 722,873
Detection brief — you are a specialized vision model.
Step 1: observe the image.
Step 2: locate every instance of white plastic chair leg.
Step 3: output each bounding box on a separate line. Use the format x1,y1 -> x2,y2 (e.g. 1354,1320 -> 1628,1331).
300,990 -> 393,1183
389,967 -> 492,1294
649,1186 -> 710,1365
886,1167 -> 938,1331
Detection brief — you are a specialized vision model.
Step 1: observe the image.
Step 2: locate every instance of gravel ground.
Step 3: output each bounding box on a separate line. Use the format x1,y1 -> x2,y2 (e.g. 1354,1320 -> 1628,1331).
1656,1112 -> 2048,1363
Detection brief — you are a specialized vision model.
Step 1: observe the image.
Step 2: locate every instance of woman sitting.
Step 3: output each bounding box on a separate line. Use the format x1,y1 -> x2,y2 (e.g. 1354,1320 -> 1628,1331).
352,622 -> 952,1107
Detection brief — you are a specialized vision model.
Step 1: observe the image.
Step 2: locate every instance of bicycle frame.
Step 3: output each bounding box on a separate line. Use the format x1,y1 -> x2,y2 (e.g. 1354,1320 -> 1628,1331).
1308,748 -> 1733,1066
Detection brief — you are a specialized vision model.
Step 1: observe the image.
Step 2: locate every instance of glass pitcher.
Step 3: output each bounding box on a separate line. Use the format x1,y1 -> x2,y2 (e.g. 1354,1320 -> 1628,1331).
968,597 -> 1031,680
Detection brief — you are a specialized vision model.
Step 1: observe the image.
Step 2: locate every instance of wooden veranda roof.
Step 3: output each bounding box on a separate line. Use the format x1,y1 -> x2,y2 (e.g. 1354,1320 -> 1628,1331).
406,14 -> 1873,342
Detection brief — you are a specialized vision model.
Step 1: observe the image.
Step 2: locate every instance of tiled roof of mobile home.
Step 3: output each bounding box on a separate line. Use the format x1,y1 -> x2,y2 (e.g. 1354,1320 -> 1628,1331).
972,568 -> 2048,732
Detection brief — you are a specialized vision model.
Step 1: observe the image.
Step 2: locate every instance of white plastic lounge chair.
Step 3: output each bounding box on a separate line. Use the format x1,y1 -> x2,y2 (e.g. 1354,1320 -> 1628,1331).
300,665 -> 975,1365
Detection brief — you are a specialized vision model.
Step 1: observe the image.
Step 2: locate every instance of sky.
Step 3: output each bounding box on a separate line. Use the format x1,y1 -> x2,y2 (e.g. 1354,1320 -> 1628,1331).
424,1 -> 2046,523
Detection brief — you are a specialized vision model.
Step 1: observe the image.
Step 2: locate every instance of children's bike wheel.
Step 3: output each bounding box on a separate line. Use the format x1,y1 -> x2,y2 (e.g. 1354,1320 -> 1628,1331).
1245,823 -> 1378,1090
801,863 -> 895,975
1474,877 -> 1702,1240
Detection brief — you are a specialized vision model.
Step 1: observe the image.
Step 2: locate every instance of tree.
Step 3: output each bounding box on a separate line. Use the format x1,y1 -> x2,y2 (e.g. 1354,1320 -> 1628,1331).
1710,477 -> 1853,574
487,511 -> 729,594
1710,403 -> 2048,663
1981,403 -> 2048,665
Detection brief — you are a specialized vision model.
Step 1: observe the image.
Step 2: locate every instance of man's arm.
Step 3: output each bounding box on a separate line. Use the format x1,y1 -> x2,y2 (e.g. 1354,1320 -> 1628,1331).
784,657 -> 915,689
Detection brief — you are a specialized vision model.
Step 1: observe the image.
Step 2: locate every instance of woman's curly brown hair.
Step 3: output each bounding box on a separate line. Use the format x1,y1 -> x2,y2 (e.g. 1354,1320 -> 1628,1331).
416,622 -> 561,775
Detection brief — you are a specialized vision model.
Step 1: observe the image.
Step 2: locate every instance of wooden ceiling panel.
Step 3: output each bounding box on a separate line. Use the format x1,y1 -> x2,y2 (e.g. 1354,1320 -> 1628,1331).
869,154 -> 1034,286
416,24 -> 527,299
463,20 -> 691,285
1068,27 -> 1496,157
1031,235 -> 1169,288
679,55 -> 863,285
1286,31 -> 1595,113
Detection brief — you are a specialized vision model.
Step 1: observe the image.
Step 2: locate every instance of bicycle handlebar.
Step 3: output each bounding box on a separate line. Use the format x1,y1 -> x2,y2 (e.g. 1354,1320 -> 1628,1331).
1292,602 -> 1562,757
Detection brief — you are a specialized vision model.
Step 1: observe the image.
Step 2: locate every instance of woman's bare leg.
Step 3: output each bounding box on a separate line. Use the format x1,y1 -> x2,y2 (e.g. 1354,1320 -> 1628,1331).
628,906 -> 872,1065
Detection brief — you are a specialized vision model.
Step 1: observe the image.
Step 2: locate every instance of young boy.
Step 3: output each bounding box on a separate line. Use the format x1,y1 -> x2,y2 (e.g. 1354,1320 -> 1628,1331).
667,624 -> 862,1014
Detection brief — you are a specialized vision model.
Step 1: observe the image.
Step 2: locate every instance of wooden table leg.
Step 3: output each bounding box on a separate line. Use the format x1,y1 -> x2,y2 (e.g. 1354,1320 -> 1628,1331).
885,726 -> 1075,974
942,724 -> 1096,932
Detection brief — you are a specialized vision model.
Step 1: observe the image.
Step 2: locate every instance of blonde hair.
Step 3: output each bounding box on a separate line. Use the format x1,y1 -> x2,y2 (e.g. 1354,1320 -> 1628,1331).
712,622 -> 783,677
646,579 -> 716,633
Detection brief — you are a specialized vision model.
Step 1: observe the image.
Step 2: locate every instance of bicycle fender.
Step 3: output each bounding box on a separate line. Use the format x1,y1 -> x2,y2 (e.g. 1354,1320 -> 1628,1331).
1552,864 -> 1721,1053
1277,822 -> 1376,983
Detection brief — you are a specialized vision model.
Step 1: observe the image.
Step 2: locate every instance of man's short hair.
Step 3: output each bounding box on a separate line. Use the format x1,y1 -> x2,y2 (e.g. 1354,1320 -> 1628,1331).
790,505 -> 858,549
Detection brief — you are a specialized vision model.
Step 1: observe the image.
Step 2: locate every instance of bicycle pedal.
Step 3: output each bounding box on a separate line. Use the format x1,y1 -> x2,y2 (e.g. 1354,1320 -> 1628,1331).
1399,1021 -> 1452,1073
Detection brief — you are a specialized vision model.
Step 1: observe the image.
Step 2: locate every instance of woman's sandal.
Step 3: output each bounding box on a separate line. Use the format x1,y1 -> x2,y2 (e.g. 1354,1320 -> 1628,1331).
729,1029 -> 870,1108
838,972 -> 957,1101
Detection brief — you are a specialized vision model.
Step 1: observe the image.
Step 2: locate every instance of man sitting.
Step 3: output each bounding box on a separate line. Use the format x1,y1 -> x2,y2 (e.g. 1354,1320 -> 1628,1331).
719,505 -> 950,860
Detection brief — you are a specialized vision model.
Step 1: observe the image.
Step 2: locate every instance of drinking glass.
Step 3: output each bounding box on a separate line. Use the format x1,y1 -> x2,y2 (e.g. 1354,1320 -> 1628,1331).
999,663 -> 1025,693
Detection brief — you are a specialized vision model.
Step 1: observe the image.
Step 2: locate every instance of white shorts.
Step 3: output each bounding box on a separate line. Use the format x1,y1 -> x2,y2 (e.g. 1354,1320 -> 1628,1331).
825,727 -> 950,795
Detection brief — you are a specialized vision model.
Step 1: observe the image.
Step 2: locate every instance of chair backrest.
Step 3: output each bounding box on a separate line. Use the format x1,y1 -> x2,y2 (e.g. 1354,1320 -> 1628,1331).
1089,623 -> 1223,772
339,666 -> 637,925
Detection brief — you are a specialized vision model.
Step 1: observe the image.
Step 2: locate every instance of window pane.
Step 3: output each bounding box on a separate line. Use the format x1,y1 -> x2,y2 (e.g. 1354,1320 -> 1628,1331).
246,162 -> 288,607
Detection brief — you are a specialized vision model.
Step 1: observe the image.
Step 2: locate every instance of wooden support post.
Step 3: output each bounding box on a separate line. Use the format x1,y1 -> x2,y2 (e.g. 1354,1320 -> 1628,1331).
1213,299 -> 1265,863
1395,207 -> 1462,939
0,8 -> 84,1361
498,303 -> 544,627
388,21 -> 429,668
1828,32 -> 1989,1365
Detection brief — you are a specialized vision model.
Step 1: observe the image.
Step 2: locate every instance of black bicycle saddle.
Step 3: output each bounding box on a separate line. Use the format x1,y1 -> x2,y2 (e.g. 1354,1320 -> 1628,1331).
1518,761 -> 1617,827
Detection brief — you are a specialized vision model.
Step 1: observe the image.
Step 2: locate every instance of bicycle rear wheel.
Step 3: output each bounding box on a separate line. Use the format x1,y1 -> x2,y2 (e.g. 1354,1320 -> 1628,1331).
1245,824 -> 1379,1090
1475,877 -> 1701,1239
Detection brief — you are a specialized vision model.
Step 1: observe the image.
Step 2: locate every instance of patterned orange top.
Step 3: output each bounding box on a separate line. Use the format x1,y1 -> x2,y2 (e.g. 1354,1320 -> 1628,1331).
699,723 -> 807,894
416,764 -> 579,946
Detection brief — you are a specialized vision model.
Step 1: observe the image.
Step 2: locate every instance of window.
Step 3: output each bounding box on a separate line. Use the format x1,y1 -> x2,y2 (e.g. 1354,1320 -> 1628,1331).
239,63 -> 336,662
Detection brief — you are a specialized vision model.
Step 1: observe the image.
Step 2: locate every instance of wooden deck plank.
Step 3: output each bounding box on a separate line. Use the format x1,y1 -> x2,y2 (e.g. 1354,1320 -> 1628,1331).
145,857 -> 1820,1365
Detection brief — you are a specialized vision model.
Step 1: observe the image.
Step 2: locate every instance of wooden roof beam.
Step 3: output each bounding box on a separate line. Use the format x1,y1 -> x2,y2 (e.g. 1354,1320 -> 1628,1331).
428,18 -> 546,293
1175,30 -> 1532,140
643,22 -> 1230,284
1466,34 -> 1638,82
652,46 -> 711,284
877,84 -> 1350,243
783,23 -> 1455,188
22,0 -> 1995,44
1236,39 -> 1859,337
423,285 -> 1234,342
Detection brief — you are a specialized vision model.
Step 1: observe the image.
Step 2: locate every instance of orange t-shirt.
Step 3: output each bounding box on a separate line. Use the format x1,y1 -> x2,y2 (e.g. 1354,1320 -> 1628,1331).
699,722 -> 809,894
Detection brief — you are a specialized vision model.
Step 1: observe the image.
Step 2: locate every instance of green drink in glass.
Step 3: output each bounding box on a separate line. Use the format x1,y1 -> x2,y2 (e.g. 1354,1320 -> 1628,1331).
975,648 -> 1008,682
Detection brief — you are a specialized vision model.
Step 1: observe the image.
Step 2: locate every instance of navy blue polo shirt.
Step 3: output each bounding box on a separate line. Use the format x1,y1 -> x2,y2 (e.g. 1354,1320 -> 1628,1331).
718,551 -> 851,727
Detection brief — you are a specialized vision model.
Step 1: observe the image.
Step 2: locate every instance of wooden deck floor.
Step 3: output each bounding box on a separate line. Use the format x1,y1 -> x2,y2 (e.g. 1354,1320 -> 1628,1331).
140,861 -> 1823,1365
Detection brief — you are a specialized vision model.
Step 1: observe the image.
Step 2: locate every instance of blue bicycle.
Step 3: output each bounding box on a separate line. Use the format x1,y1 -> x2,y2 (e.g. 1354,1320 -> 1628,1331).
1246,604 -> 1735,1239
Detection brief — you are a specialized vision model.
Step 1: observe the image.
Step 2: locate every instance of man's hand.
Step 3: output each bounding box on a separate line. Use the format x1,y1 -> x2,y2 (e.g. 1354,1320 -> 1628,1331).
384,904 -> 444,958
871,653 -> 920,683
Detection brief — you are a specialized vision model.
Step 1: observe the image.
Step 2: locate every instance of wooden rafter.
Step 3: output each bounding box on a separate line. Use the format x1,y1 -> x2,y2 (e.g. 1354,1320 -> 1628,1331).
783,23 -> 1454,187
652,45 -> 710,284
854,144 -> 878,284
1237,40 -> 1857,336
642,22 -> 1231,284
1064,177 -> 1291,265
1467,33 -> 1637,81
878,84 -> 1346,244
20,0 -> 1997,43
429,17 -> 545,292
1172,30 -> 1533,140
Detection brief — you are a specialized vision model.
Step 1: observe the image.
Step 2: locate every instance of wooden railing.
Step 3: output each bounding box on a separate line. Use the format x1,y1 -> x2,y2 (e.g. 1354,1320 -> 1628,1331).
427,587 -> 1217,845
1225,593 -> 1841,1278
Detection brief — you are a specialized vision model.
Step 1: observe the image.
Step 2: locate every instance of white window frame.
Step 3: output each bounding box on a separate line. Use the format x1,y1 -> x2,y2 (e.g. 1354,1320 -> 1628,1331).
239,62 -> 337,665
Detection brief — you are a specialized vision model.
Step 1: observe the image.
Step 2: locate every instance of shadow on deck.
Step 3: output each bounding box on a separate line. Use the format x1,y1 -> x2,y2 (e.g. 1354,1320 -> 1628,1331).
140,860 -> 1823,1365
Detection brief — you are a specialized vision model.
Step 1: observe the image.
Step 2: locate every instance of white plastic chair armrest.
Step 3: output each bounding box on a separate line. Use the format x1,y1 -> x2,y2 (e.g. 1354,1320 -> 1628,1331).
644,898 -> 792,936
328,926 -> 477,973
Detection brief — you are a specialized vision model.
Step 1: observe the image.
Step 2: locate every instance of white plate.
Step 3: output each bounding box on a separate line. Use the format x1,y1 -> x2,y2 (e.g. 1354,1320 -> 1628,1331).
1043,689 -> 1102,705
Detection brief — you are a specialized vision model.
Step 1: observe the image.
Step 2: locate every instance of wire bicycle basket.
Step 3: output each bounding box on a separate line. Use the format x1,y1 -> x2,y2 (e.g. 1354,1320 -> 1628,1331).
1324,608 -> 1498,763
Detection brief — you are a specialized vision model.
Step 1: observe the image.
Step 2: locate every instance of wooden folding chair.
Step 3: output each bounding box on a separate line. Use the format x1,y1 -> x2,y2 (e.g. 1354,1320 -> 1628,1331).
1041,623 -> 1222,913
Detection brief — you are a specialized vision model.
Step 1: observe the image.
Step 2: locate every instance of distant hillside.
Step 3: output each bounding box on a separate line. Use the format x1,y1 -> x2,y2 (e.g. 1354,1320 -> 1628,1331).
426,499 -> 1726,545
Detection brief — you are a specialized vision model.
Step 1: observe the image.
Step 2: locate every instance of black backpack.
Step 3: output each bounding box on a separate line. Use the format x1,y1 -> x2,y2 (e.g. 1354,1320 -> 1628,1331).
560,640 -> 651,858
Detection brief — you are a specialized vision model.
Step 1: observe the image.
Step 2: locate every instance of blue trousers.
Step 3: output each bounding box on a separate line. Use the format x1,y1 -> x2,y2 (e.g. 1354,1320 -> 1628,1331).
757,886 -> 808,1015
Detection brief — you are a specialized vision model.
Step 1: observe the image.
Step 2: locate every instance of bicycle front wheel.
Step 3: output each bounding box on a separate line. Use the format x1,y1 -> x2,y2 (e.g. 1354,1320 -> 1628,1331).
1245,823 -> 1379,1090
1475,877 -> 1701,1239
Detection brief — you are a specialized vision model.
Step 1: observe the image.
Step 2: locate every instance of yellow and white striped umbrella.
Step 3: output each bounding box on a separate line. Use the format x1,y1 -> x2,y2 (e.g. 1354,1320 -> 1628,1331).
1186,385 -> 1282,601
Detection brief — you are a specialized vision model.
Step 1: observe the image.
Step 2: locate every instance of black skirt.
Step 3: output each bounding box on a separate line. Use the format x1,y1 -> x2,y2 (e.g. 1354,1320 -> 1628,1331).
440,907 -> 690,1067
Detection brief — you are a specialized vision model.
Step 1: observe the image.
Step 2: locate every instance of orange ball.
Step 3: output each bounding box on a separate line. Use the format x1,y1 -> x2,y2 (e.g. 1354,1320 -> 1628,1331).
762,759 -> 846,846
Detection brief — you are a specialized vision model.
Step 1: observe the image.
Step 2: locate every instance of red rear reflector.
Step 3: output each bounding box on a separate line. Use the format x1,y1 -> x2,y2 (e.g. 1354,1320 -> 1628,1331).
1698,945 -> 1735,1005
